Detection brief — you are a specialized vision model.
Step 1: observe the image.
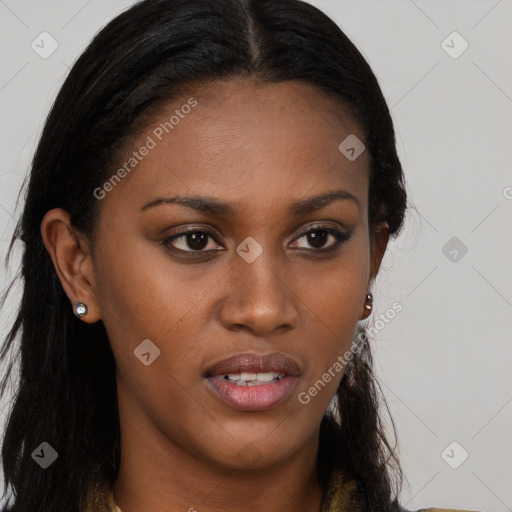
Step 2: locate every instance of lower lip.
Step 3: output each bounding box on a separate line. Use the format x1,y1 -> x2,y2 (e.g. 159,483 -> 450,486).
205,376 -> 299,411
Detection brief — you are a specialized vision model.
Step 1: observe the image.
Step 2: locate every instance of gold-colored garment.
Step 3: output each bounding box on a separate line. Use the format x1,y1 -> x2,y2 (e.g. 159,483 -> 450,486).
85,467 -> 478,512
86,479 -> 120,512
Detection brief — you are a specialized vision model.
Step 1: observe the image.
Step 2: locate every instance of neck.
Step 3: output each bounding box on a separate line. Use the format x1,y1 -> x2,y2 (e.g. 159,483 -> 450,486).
112,395 -> 325,512
113,440 -> 325,512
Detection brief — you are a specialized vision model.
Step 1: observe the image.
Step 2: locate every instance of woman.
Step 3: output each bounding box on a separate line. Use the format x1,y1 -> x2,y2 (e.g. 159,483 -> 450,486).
0,1 -> 478,511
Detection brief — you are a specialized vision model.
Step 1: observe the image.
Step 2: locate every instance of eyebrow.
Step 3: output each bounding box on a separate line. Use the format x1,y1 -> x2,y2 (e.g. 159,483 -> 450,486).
141,189 -> 360,215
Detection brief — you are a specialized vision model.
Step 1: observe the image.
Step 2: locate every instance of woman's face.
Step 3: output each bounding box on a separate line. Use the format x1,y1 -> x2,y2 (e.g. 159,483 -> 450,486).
87,79 -> 387,470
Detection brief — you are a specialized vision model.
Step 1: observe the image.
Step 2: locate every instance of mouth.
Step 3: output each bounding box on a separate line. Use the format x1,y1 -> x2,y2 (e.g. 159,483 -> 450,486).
204,352 -> 301,412
214,371 -> 287,386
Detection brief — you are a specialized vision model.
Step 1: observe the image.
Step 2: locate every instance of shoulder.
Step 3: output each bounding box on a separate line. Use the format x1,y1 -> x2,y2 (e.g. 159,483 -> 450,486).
409,508 -> 481,512
398,502 -> 481,512
323,467 -> 480,512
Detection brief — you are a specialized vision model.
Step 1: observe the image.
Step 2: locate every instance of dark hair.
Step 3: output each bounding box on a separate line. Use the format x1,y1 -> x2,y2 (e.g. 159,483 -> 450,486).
0,0 -> 407,510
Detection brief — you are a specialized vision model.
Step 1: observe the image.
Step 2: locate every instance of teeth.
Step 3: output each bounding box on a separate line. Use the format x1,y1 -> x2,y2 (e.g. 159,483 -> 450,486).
220,371 -> 286,385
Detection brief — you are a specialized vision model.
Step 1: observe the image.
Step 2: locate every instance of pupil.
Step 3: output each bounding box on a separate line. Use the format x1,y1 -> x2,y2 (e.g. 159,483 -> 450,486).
308,230 -> 327,249
187,232 -> 208,250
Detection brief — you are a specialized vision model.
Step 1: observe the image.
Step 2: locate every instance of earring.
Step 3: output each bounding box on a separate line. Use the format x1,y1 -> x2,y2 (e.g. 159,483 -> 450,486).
364,293 -> 373,313
74,302 -> 88,318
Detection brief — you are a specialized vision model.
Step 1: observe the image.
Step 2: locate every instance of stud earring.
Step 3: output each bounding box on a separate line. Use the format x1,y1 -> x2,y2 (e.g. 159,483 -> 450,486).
364,293 -> 373,313
74,302 -> 88,318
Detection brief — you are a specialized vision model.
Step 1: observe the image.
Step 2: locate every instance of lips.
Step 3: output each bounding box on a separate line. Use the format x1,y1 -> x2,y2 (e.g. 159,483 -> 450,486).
205,352 -> 301,378
204,352 -> 301,412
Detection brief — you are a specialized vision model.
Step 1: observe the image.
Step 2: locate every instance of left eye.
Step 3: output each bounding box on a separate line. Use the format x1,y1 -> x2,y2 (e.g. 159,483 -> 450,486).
289,227 -> 349,250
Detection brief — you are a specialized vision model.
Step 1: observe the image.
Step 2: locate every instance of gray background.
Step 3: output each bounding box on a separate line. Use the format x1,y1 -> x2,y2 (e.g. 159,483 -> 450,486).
0,1 -> 511,510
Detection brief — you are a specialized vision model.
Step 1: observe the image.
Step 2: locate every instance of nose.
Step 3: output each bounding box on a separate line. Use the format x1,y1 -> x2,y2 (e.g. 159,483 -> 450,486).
217,251 -> 299,337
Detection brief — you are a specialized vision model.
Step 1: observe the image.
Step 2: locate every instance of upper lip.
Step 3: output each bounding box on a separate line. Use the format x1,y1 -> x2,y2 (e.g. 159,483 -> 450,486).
205,352 -> 301,378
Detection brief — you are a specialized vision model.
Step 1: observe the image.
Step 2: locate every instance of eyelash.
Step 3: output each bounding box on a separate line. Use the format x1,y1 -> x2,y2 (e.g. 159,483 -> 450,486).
161,225 -> 351,254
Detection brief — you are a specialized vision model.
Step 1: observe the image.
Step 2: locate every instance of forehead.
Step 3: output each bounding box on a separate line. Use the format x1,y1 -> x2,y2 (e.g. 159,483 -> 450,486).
99,79 -> 369,217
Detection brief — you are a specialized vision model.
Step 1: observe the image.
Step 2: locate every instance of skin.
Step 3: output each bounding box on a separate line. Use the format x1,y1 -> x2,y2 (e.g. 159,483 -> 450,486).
41,78 -> 388,512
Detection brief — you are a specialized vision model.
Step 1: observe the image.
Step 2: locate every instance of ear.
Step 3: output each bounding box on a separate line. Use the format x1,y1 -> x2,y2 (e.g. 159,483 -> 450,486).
359,220 -> 389,320
40,208 -> 101,323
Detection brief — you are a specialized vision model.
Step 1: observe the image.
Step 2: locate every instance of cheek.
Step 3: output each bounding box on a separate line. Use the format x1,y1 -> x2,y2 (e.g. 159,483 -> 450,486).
92,229 -> 231,388
287,234 -> 370,407
293,233 -> 370,331
91,234 -> 181,370
92,242 -> 209,436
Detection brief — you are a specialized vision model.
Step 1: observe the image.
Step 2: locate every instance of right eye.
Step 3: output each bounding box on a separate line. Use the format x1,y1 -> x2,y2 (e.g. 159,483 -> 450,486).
162,229 -> 224,252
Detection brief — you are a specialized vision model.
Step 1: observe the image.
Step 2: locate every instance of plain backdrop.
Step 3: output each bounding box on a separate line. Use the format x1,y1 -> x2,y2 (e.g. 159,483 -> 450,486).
0,1 -> 511,510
